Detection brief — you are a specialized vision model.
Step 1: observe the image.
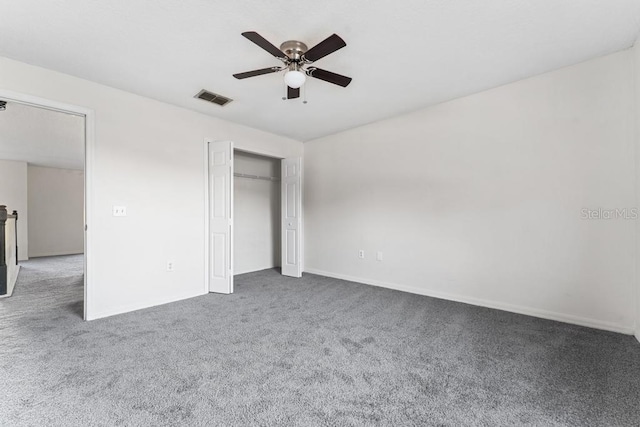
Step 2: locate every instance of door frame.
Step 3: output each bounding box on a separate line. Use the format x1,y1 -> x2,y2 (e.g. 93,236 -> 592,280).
0,89 -> 95,320
203,139 -> 303,292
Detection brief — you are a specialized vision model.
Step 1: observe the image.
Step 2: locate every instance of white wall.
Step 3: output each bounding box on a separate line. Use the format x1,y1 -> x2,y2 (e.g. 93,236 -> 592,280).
234,151 -> 280,275
28,165 -> 84,258
305,50 -> 636,334
4,216 -> 19,296
4,217 -> 19,296
0,159 -> 28,261
0,56 -> 303,319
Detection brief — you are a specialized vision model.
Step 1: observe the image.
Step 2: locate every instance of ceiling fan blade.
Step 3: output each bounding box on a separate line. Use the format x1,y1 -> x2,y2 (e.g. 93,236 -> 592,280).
241,31 -> 287,59
302,34 -> 346,62
233,67 -> 281,79
307,68 -> 352,87
287,87 -> 300,99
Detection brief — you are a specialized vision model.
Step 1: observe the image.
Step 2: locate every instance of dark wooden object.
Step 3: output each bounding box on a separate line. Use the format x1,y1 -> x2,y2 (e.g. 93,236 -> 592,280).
12,210 -> 18,265
0,205 -> 7,295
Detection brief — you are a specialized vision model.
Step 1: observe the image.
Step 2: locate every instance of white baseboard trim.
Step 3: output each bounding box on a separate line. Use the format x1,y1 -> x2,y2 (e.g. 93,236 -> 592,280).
86,290 -> 207,321
304,268 -> 634,335
235,265 -> 280,276
30,251 -> 84,258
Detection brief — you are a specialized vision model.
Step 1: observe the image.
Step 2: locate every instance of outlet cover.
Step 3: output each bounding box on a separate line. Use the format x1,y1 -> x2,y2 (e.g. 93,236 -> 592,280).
113,206 -> 127,217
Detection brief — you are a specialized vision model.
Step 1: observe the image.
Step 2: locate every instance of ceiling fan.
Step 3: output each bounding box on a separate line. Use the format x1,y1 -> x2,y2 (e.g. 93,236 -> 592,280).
233,31 -> 352,100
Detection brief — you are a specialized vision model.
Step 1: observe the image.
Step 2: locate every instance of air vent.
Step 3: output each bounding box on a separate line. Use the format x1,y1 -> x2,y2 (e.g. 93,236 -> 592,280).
194,90 -> 233,107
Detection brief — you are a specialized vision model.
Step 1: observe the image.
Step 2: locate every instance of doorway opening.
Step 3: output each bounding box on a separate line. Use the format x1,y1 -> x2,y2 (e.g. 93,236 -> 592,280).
0,90 -> 93,320
206,140 -> 302,294
234,150 -> 281,275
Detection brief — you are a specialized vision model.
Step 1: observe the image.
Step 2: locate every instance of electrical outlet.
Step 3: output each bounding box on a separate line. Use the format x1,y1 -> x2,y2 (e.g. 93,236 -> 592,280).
377,251 -> 383,261
112,205 -> 127,217
358,250 -> 365,259
166,261 -> 174,272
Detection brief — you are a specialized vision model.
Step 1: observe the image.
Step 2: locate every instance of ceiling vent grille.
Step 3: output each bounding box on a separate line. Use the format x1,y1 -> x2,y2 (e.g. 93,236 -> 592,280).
194,89 -> 233,106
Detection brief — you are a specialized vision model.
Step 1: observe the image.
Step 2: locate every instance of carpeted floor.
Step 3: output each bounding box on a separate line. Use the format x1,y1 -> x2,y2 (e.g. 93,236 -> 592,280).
1,255 -> 639,426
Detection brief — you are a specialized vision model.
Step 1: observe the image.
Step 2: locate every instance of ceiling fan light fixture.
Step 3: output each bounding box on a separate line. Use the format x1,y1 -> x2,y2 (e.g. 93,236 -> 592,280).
284,70 -> 306,89
234,32 -> 351,98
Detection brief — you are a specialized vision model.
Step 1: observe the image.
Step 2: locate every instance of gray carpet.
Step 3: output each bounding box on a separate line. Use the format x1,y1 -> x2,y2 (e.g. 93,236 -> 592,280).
1,255 -> 639,426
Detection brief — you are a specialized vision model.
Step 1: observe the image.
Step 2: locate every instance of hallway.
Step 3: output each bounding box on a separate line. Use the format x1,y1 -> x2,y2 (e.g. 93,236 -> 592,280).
3,254 -> 84,318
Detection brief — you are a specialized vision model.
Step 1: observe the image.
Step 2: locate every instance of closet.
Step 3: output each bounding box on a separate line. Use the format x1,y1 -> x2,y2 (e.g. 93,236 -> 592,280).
233,150 -> 281,274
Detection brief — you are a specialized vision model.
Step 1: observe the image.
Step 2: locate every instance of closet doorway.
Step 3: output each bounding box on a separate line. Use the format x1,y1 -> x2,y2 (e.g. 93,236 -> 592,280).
234,150 -> 281,275
206,141 -> 302,294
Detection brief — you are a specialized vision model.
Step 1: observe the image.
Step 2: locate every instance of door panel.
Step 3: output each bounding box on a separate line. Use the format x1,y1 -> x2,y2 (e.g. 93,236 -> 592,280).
209,141 -> 233,293
281,157 -> 302,277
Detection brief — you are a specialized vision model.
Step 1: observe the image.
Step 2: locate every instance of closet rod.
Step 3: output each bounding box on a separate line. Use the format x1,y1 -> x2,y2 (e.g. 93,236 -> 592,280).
233,172 -> 280,182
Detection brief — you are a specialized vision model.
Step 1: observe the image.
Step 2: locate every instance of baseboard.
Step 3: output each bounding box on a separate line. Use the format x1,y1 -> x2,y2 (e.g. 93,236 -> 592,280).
235,265 -> 280,275
86,290 -> 207,321
29,251 -> 84,258
304,268 -> 634,335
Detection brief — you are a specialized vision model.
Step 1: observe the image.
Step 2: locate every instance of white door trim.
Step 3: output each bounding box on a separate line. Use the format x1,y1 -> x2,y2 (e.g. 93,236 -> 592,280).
203,142 -> 305,290
203,139 -> 210,294
0,89 -> 95,320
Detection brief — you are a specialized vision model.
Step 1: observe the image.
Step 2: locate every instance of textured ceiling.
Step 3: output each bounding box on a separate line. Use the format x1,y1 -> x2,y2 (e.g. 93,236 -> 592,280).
0,0 -> 639,141
0,102 -> 84,170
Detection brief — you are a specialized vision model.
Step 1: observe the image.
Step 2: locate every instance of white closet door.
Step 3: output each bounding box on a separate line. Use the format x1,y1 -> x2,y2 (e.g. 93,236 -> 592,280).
209,141 -> 234,293
281,157 -> 302,277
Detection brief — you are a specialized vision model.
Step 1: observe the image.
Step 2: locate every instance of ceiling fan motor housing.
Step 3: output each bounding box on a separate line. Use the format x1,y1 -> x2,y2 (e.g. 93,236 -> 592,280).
279,40 -> 308,61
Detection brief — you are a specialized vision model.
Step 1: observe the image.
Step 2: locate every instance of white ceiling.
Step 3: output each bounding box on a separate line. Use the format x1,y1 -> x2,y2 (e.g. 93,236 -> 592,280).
0,1 -> 639,142
0,102 -> 84,170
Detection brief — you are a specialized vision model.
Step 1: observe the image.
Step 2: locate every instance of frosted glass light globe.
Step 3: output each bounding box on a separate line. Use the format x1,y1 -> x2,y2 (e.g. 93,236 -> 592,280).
284,70 -> 306,89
